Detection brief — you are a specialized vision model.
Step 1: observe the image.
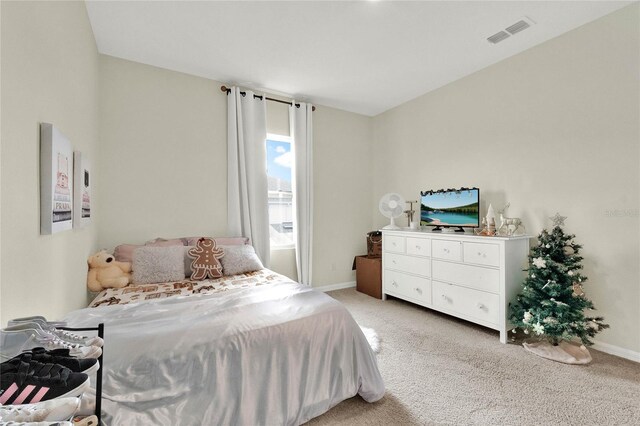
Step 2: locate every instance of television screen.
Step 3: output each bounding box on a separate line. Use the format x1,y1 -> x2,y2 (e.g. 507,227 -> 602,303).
420,188 -> 479,229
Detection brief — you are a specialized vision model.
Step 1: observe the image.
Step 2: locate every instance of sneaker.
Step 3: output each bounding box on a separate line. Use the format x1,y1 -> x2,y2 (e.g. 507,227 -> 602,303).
37,342 -> 101,361
75,390 -> 95,417
0,397 -> 80,422
0,330 -> 101,360
0,361 -> 89,404
50,331 -> 102,349
6,352 -> 99,376
2,323 -> 103,349
7,316 -> 67,328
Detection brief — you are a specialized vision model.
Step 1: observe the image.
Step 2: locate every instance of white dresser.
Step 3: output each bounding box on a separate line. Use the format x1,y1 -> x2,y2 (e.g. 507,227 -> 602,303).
382,229 -> 530,343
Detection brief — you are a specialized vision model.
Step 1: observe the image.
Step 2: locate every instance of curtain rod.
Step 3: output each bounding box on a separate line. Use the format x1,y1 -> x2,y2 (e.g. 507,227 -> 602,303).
221,86 -> 315,111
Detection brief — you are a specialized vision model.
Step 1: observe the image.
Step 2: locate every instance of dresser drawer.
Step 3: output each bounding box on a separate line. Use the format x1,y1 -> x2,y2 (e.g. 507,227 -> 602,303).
432,239 -> 462,261
384,253 -> 430,277
463,242 -> 500,267
384,235 -> 405,253
432,260 -> 500,294
406,237 -> 431,257
384,269 -> 431,305
432,281 -> 499,326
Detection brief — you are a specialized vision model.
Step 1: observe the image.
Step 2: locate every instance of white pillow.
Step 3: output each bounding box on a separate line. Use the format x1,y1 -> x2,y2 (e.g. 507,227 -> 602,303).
219,245 -> 264,276
132,246 -> 185,284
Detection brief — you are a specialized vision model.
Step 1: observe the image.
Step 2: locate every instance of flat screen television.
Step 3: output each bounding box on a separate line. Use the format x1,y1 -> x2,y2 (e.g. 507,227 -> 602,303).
420,187 -> 480,232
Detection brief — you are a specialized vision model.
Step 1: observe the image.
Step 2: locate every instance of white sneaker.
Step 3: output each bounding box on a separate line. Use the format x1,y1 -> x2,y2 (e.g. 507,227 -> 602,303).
7,316 -> 67,328
0,397 -> 80,422
0,329 -> 101,360
3,322 -> 103,348
75,389 -> 95,417
38,339 -> 102,360
50,330 -> 103,349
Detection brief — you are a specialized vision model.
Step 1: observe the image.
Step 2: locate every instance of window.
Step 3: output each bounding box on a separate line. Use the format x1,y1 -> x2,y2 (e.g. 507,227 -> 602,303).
266,133 -> 294,248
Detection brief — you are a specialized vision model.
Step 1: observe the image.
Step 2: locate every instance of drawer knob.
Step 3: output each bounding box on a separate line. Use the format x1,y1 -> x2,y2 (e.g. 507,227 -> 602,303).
441,294 -> 450,302
416,245 -> 421,250
444,248 -> 450,253
392,281 -> 398,287
414,287 -> 422,294
477,302 -> 485,309
392,242 -> 397,246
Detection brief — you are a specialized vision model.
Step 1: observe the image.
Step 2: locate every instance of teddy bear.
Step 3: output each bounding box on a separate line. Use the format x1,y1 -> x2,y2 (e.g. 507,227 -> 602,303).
87,250 -> 132,292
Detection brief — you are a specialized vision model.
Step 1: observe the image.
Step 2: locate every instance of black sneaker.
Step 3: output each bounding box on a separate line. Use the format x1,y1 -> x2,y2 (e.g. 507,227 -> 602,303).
0,360 -> 89,404
16,348 -> 100,375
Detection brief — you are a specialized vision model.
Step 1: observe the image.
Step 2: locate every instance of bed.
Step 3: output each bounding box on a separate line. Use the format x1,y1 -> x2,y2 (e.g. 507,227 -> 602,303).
64,267 -> 385,425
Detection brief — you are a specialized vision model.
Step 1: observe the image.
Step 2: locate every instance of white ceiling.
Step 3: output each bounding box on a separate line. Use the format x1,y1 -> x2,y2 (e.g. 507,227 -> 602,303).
85,1 -> 633,116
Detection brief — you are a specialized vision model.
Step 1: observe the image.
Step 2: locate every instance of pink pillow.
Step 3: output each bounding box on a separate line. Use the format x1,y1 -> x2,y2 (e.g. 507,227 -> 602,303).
114,244 -> 142,263
145,238 -> 186,247
115,239 -> 184,263
115,237 -> 249,263
184,236 -> 249,246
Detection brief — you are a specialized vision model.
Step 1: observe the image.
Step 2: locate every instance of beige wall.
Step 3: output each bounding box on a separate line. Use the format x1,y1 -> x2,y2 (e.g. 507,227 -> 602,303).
313,106 -> 373,286
98,55 -> 228,249
266,100 -> 291,137
270,248 -> 298,281
372,4 -> 640,353
98,56 -> 372,285
0,1 -> 100,324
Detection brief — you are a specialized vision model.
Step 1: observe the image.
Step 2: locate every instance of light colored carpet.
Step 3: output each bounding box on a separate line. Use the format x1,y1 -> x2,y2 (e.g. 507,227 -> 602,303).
307,288 -> 640,426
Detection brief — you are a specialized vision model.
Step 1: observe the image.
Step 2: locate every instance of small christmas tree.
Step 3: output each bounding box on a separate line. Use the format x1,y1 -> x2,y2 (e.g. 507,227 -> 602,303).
509,213 -> 608,346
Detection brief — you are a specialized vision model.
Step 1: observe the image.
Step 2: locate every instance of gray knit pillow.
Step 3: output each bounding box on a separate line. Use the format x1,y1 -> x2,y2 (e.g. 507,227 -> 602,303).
132,246 -> 185,284
219,245 -> 264,276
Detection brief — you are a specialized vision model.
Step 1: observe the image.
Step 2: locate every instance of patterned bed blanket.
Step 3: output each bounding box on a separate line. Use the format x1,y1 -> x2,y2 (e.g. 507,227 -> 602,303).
89,269 -> 281,308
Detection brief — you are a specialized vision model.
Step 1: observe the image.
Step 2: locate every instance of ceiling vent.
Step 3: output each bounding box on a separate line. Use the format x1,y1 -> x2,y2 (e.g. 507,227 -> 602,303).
487,31 -> 510,44
506,20 -> 530,35
488,17 -> 535,44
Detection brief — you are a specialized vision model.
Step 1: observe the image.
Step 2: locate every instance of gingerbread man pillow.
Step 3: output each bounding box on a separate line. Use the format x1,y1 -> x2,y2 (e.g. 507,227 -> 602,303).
187,238 -> 225,280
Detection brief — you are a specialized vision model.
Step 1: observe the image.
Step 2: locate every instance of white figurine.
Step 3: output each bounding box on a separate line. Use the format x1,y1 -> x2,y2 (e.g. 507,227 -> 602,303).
486,203 -> 496,228
497,203 -> 526,236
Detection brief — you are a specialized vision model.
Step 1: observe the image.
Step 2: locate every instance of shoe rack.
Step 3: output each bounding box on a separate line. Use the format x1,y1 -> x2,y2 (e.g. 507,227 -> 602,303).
59,323 -> 104,424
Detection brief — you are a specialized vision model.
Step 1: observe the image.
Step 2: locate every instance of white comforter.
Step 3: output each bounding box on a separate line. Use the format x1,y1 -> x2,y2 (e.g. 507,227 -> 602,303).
64,272 -> 385,425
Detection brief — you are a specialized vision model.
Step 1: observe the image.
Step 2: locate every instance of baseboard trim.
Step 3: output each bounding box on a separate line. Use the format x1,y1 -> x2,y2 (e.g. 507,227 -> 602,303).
592,340 -> 640,363
314,281 -> 356,293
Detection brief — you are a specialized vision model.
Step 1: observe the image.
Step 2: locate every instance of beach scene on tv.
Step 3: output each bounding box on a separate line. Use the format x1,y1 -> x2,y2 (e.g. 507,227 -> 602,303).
420,189 -> 479,227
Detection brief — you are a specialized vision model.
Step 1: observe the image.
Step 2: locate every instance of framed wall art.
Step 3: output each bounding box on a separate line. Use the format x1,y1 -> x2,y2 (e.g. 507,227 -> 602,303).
40,123 -> 73,234
73,151 -> 91,228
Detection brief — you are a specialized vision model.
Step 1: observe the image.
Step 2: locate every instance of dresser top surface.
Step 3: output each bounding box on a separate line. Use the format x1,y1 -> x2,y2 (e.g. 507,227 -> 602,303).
381,228 -> 531,242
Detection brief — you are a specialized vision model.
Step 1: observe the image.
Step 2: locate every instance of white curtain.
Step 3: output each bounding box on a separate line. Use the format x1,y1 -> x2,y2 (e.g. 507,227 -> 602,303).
291,103 -> 313,285
227,87 -> 270,267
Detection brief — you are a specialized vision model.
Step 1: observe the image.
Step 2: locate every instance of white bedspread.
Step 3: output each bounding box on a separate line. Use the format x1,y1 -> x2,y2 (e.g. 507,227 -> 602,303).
64,272 -> 385,425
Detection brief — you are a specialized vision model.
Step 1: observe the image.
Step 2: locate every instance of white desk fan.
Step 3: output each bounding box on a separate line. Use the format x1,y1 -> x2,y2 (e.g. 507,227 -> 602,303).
379,193 -> 405,230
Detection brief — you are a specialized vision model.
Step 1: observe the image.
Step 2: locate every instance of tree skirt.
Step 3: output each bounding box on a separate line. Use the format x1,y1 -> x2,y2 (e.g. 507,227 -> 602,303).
523,340 -> 592,364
